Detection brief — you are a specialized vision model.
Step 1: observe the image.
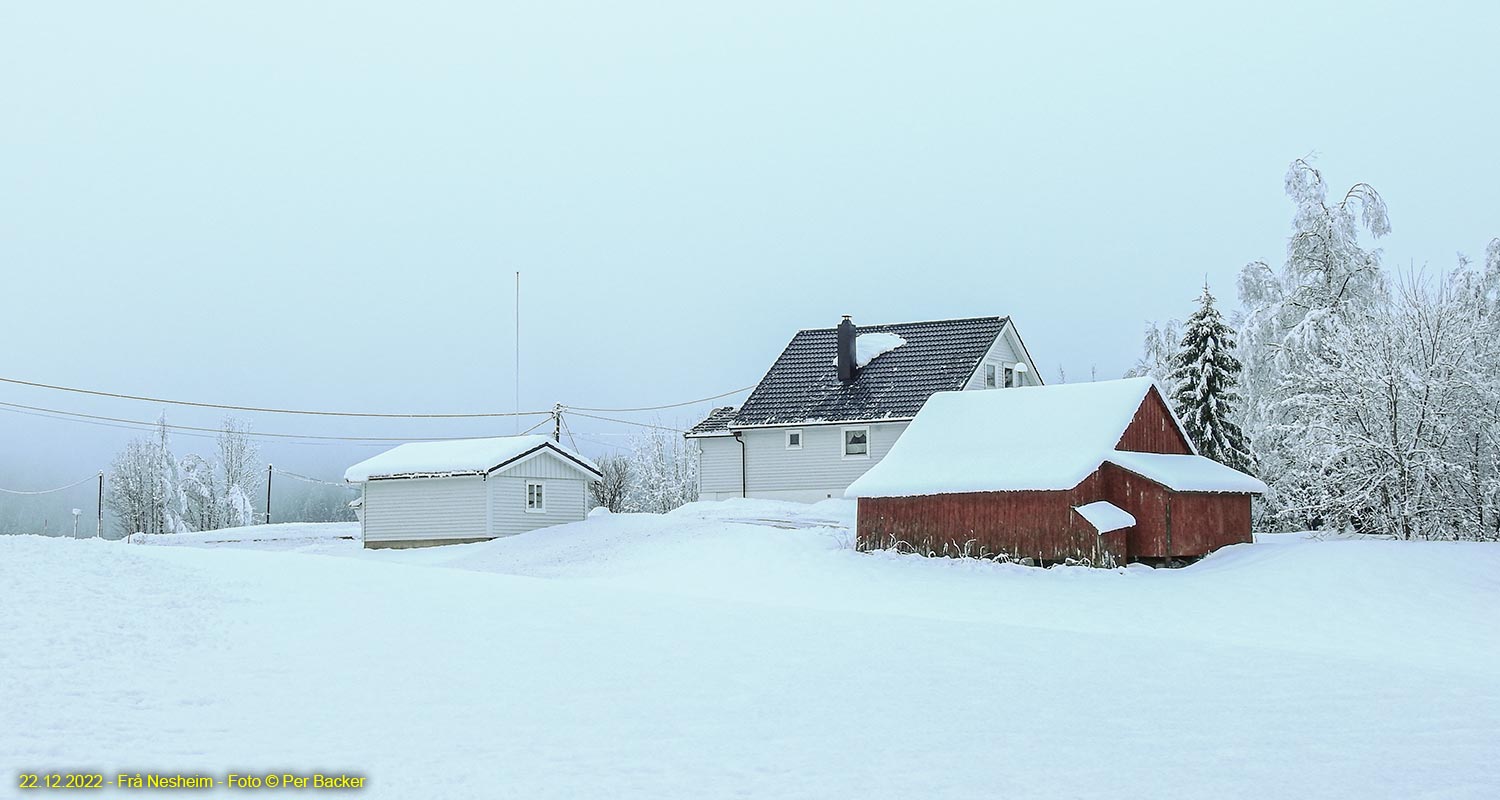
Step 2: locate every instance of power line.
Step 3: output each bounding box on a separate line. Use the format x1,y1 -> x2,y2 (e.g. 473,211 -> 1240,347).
0,473 -> 98,496
272,467 -> 358,488
0,404 -> 393,448
0,375 -> 554,419
563,385 -> 753,413
518,415 -> 553,436
565,411 -> 688,434
0,400 -> 536,444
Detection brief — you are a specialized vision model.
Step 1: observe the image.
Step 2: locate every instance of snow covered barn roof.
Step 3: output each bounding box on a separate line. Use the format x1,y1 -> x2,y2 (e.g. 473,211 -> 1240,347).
844,377 -> 1267,498
1106,450 -> 1267,494
690,316 -> 1021,434
345,435 -> 601,482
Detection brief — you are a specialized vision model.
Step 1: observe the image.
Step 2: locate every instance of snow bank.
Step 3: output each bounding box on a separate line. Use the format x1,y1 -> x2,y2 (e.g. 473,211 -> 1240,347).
344,435 -> 598,481
134,521 -> 359,546
847,377 -> 1160,497
1105,450 -> 1269,494
4,527 -> 1497,799
1073,501 -> 1135,533
11,482 -> 1500,800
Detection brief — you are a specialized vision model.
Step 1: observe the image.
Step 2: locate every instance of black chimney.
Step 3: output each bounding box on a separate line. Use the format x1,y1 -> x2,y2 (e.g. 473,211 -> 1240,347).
836,315 -> 857,382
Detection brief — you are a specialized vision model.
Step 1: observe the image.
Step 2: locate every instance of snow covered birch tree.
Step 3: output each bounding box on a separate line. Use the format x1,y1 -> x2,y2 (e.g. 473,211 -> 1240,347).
107,415 -> 186,536
1235,159 -> 1391,528
1167,284 -> 1252,471
1123,319 -> 1181,382
179,418 -> 261,530
624,427 -> 698,513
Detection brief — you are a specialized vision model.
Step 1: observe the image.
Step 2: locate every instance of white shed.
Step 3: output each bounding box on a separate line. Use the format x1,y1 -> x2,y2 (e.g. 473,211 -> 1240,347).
344,435 -> 602,549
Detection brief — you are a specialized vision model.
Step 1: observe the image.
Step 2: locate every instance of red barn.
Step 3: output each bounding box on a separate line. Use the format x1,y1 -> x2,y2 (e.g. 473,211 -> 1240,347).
845,377 -> 1265,566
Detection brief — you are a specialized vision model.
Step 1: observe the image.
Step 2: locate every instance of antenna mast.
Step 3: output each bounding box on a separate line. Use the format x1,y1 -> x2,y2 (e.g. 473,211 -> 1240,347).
515,271 -> 521,434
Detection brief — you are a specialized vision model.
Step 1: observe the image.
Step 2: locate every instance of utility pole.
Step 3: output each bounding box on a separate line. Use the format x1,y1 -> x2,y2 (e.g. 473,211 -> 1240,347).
265,464 -> 274,525
552,403 -> 562,443
96,471 -> 104,537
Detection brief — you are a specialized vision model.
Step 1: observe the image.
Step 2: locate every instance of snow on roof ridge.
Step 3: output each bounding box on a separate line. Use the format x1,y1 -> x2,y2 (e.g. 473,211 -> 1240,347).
845,377 -> 1165,498
796,314 -> 1007,333
345,435 -> 599,482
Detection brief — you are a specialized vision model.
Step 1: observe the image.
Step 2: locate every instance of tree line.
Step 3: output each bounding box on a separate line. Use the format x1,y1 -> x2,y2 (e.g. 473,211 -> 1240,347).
1132,159 -> 1500,540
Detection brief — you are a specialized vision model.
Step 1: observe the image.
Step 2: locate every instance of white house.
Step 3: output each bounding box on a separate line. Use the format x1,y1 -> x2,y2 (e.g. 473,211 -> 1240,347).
686,315 -> 1043,502
344,435 -> 602,549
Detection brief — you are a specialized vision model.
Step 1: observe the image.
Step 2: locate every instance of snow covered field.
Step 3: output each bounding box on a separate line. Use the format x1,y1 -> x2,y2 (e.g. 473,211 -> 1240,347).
5,499 -> 1498,798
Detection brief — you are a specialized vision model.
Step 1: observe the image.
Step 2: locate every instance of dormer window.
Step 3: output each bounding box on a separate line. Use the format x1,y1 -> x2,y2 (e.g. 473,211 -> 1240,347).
984,363 -> 998,388
1004,366 -> 1016,388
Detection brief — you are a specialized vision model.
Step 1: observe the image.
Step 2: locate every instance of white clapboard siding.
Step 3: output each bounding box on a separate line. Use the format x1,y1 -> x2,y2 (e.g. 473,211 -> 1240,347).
488,475 -> 588,537
962,325 -> 1037,389
739,421 -> 907,498
491,447 -> 593,481
362,476 -> 488,543
697,437 -> 742,495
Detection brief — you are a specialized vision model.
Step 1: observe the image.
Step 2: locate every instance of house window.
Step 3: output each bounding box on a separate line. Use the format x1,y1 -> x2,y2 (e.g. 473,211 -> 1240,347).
786,430 -> 802,450
525,481 -> 546,513
984,363 -> 998,388
843,427 -> 869,458
1003,366 -> 1016,388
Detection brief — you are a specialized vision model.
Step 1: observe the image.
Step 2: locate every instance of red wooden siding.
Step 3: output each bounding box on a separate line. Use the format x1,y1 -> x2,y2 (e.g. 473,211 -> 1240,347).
1167,492 -> 1252,556
1116,386 -> 1192,455
857,472 -> 1127,565
1101,462 -> 1170,559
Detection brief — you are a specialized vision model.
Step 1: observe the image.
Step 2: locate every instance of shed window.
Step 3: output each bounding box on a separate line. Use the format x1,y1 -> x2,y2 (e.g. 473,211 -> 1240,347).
525,481 -> 546,513
786,430 -> 802,450
1003,366 -> 1016,388
843,427 -> 869,457
984,363 -> 998,388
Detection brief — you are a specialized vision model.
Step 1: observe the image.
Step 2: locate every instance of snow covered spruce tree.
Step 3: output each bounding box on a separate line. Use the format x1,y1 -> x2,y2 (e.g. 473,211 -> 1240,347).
1167,284 -> 1252,472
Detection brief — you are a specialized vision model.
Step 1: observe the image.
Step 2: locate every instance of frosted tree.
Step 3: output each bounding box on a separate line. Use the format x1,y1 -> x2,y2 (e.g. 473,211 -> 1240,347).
1123,319 -> 1181,381
214,418 -> 260,527
1167,285 -> 1251,471
1274,267 -> 1500,539
108,414 -> 186,536
624,426 -> 699,513
178,418 -> 261,530
1236,159 -> 1391,527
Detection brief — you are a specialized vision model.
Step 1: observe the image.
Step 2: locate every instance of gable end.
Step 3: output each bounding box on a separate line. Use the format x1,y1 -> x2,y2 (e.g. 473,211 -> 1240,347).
1115,385 -> 1193,455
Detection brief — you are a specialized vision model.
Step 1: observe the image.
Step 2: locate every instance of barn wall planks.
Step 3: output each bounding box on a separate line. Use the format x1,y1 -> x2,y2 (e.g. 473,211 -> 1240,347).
861,463 -> 1253,565
1168,492 -> 1252,556
857,473 -> 1126,565
1116,386 -> 1193,455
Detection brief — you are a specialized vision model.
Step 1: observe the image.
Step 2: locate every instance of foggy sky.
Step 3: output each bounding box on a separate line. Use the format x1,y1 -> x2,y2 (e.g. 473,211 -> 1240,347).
3,1 -> 1498,498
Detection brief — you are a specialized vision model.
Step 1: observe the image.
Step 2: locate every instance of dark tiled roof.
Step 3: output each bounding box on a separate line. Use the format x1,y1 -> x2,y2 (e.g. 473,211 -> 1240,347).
687,406 -> 738,436
729,316 -> 1009,427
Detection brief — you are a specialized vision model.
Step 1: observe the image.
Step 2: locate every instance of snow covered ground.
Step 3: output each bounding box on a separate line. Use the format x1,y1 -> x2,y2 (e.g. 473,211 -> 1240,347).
5,499 -> 1497,798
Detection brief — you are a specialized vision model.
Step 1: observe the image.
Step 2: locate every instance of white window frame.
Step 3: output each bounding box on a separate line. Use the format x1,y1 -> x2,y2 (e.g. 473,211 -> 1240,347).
1003,365 -> 1016,388
841,426 -> 870,459
983,363 -> 998,389
785,429 -> 803,450
525,480 -> 546,514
